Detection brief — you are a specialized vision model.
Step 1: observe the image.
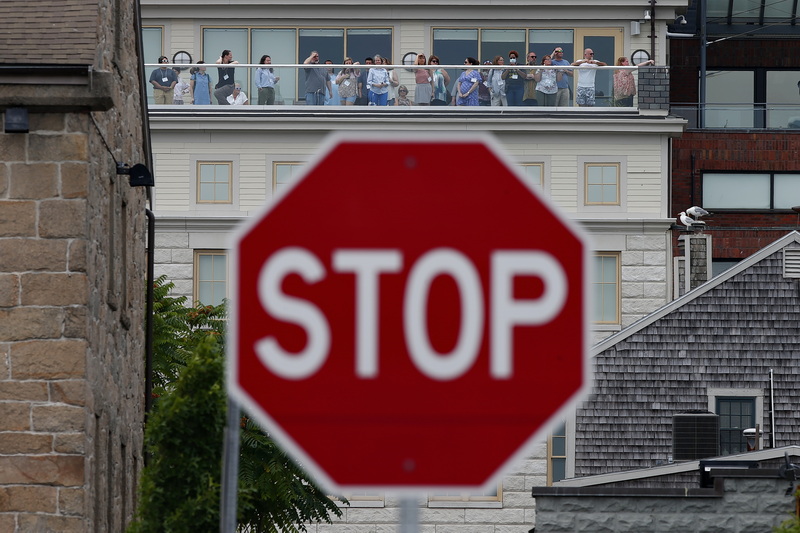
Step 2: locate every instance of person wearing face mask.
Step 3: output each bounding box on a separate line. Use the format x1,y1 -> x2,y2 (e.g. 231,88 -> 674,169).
501,50 -> 525,106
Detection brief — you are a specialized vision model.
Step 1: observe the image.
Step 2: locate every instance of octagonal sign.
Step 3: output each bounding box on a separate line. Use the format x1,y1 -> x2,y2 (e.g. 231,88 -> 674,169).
228,134 -> 590,492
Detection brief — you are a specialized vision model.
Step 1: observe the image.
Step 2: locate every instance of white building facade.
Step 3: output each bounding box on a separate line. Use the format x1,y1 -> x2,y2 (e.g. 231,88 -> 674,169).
142,1 -> 688,530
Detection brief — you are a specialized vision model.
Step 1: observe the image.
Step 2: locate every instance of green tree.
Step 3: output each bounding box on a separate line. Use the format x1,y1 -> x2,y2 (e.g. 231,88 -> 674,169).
130,277 -> 341,532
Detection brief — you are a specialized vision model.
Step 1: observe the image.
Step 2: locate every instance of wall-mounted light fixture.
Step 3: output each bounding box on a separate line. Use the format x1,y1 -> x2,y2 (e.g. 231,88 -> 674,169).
675,15 -> 688,25
644,10 -> 651,20
4,107 -> 29,133
117,163 -> 154,187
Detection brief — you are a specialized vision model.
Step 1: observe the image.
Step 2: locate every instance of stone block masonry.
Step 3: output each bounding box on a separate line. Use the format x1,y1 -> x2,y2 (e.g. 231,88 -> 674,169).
0,0 -> 149,530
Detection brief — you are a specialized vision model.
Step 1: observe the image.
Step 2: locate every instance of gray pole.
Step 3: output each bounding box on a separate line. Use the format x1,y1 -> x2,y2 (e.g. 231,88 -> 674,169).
398,496 -> 419,533
699,0 -> 707,128
220,397 -> 240,533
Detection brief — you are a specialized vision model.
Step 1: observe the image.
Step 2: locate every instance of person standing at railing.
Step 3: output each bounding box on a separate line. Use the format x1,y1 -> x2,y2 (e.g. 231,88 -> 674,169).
324,60 -> 341,106
149,56 -> 177,105
429,55 -> 450,106
256,55 -> 280,105
551,47 -> 573,107
190,62 -> 212,105
479,61 -> 492,106
357,56 -> 373,106
523,52 -> 539,106
366,54 -> 390,106
534,55 -> 560,107
385,57 -> 400,106
489,55 -> 507,107
214,50 -> 239,105
414,53 -> 433,106
303,51 -> 331,105
502,50 -> 525,106
572,48 -> 607,107
456,57 -> 481,107
336,57 -> 359,106
613,56 -> 654,107
172,68 -> 190,105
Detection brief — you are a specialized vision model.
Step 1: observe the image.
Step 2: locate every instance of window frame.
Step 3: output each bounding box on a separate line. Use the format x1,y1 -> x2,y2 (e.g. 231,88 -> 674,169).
707,388 -> 764,455
517,161 -> 548,191
577,156 -> 627,214
547,420 -> 567,486
701,170 -> 800,211
197,161 -> 233,204
272,161 -> 306,196
194,250 -> 228,307
584,162 -> 621,206
190,155 -> 239,212
593,252 -> 620,325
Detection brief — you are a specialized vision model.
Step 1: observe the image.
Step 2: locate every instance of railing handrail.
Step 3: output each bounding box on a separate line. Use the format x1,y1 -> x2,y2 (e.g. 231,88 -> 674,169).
145,62 -> 654,71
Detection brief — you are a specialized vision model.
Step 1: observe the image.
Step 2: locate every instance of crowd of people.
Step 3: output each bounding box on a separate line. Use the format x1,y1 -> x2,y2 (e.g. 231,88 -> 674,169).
150,48 -> 655,108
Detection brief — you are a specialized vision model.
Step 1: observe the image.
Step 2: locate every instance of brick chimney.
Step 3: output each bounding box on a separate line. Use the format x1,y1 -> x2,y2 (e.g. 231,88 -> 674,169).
674,233 -> 712,297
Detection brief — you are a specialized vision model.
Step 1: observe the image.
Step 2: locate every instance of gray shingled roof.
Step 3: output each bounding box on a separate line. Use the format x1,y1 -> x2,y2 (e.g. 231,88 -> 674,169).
575,231 -> 800,481
0,0 -> 97,64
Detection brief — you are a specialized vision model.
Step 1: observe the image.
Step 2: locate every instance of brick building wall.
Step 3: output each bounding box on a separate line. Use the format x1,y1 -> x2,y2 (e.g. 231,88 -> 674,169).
669,37 -> 800,262
0,0 -> 148,531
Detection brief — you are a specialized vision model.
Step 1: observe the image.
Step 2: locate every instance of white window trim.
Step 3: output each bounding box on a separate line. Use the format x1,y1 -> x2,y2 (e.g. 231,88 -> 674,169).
577,156 -> 627,215
707,388 -> 765,450
190,154 -> 240,212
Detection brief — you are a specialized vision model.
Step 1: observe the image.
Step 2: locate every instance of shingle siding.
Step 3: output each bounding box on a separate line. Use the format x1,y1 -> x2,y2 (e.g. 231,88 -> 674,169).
0,1 -> 97,64
576,237 -> 800,481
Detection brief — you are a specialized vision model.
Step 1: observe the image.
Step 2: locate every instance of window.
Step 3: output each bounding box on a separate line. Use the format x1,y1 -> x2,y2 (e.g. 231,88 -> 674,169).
203,26 -> 393,102
480,29 -> 526,65
518,163 -> 544,189
593,253 -> 619,324
428,485 -> 502,508
716,397 -> 755,456
197,162 -> 232,203
706,70 -> 755,128
702,69 -> 800,129
142,26 -> 164,105
273,162 -> 305,194
585,163 -> 620,205
195,252 -> 227,306
547,421 -> 567,485
703,172 -> 800,210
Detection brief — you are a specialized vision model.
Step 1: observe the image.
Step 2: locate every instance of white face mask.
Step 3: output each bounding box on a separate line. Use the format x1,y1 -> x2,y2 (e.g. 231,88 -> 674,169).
509,58 -> 517,64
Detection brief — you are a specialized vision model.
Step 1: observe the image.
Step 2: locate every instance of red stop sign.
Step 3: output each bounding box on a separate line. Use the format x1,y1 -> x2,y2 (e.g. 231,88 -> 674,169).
229,136 -> 589,491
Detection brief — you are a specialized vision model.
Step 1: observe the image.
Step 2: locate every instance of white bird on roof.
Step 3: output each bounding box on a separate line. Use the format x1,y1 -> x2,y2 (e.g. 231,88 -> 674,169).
678,211 -> 705,228
686,206 -> 711,219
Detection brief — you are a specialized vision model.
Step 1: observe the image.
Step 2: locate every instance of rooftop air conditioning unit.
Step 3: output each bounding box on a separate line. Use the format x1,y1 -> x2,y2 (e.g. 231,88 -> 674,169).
673,411 -> 720,461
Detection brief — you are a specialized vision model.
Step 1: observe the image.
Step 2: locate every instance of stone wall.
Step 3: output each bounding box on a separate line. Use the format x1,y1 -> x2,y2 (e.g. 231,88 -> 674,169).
532,476 -> 794,533
0,0 -> 148,531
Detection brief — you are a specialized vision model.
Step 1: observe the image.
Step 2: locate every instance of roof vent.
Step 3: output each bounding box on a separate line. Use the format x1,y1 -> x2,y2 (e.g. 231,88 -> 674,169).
673,412 -> 720,461
784,248 -> 800,278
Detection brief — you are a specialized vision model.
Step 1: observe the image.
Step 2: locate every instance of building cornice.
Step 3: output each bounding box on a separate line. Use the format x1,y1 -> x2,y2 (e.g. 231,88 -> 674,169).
148,110 -> 687,136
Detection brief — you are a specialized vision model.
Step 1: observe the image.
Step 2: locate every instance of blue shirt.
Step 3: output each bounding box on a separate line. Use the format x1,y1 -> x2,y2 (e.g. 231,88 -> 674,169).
256,67 -> 278,88
551,59 -> 572,89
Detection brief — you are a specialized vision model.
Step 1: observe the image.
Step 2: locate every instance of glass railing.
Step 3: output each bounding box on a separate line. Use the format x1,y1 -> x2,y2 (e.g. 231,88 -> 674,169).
144,62 -> 656,111
670,103 -> 800,129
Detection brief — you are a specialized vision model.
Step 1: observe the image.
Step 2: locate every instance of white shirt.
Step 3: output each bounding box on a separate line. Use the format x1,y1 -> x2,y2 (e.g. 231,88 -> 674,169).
227,91 -> 249,105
